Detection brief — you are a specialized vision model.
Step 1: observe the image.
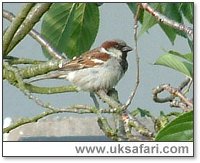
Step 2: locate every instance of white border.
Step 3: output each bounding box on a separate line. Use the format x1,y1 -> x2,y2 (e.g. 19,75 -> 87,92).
3,142 -> 193,157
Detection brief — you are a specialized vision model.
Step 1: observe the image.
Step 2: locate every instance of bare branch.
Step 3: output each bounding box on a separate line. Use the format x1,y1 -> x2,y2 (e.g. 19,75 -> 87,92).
178,77 -> 191,91
153,84 -> 193,109
164,85 -> 193,108
170,100 -> 192,112
123,4 -> 140,110
182,78 -> 193,95
152,84 -> 175,103
140,3 -> 193,40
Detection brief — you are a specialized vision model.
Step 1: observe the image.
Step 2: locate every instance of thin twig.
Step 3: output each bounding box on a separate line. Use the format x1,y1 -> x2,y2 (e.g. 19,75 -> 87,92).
153,78 -> 192,104
182,78 -> 193,95
165,85 -> 193,108
178,77 -> 191,91
152,84 -> 175,103
170,100 -> 191,112
153,84 -> 193,109
123,4 -> 140,110
140,3 -> 193,40
3,9 -> 63,60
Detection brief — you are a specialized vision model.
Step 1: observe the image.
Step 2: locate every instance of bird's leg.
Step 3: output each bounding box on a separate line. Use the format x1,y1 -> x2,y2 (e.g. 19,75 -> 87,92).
90,92 -> 100,109
107,88 -> 120,103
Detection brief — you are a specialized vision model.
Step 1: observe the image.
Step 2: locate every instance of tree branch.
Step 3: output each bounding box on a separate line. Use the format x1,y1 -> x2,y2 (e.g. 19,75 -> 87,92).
152,84 -> 175,103
97,117 -> 118,141
3,3 -> 35,55
122,113 -> 154,141
96,90 -> 122,109
140,3 -> 193,40
3,9 -> 64,60
3,59 -> 64,80
24,83 -> 78,94
5,3 -> 52,55
152,84 -> 193,110
170,100 -> 191,112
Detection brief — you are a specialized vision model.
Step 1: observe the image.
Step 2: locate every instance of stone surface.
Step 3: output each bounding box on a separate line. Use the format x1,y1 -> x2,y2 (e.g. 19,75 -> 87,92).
4,116 -> 155,141
4,116 -> 110,141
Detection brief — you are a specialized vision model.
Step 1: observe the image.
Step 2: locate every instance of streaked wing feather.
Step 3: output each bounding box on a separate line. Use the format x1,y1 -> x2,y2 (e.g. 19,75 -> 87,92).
60,49 -> 111,71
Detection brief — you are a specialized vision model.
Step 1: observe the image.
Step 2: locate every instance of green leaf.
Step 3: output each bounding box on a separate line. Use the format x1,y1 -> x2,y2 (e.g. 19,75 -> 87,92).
158,3 -> 185,44
41,3 -> 99,59
168,50 -> 193,63
163,3 -> 182,23
156,111 -> 193,141
180,3 -> 193,24
154,53 -> 193,77
139,3 -> 162,37
159,24 -> 176,44
127,2 -> 137,14
137,108 -> 152,117
127,3 -> 144,24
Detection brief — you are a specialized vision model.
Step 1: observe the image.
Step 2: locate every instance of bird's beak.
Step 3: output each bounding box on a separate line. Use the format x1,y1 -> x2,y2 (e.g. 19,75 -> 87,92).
122,45 -> 132,52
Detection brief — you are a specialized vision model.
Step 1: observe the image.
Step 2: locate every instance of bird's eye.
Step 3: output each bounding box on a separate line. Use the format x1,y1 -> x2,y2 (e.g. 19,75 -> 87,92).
114,44 -> 120,49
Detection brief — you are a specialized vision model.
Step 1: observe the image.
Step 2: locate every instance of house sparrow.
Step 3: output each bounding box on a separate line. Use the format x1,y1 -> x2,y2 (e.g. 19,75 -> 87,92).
30,39 -> 132,92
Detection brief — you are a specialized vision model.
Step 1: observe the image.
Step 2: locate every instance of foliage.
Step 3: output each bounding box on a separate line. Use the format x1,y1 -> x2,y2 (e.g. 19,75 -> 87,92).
156,111 -> 193,141
154,51 -> 193,78
128,2 -> 193,45
41,3 -> 99,59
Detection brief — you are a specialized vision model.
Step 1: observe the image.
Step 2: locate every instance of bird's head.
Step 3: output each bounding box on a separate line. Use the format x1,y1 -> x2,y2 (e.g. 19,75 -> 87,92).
100,39 -> 132,59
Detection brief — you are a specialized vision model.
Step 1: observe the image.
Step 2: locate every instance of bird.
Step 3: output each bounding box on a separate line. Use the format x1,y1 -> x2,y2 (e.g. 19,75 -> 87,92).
30,39 -> 132,92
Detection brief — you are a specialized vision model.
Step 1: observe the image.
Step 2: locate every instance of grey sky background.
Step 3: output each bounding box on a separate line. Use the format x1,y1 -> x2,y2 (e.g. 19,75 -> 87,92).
3,3 -> 192,120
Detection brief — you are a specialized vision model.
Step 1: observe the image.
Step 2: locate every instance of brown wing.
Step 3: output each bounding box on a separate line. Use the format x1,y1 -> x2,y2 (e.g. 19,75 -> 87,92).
60,48 -> 111,71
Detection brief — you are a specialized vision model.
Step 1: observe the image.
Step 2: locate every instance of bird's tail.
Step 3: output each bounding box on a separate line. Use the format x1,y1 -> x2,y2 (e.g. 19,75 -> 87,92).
28,71 -> 68,83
